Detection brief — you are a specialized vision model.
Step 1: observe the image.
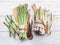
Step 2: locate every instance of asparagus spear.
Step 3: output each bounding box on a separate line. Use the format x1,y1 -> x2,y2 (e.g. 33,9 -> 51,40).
3,22 -> 12,37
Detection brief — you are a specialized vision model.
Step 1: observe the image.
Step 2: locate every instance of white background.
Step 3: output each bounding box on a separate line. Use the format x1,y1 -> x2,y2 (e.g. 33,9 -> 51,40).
0,0 -> 60,45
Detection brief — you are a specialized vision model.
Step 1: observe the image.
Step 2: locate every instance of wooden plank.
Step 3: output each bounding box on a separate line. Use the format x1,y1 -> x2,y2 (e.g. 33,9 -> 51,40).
0,0 -> 18,2
0,31 -> 60,45
0,2 -> 20,15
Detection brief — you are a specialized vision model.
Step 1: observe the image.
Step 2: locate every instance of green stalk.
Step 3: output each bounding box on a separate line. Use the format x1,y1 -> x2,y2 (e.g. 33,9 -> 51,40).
3,22 -> 12,37
18,4 -> 28,25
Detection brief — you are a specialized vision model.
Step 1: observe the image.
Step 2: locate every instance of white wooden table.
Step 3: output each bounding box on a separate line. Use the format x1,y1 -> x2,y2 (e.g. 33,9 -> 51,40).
0,0 -> 60,45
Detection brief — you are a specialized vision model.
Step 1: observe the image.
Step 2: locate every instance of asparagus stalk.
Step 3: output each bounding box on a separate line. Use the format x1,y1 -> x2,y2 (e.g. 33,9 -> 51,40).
3,22 -> 12,37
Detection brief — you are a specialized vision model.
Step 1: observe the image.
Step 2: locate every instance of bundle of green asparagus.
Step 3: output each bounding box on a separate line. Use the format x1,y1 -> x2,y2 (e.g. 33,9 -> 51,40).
3,15 -> 19,38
